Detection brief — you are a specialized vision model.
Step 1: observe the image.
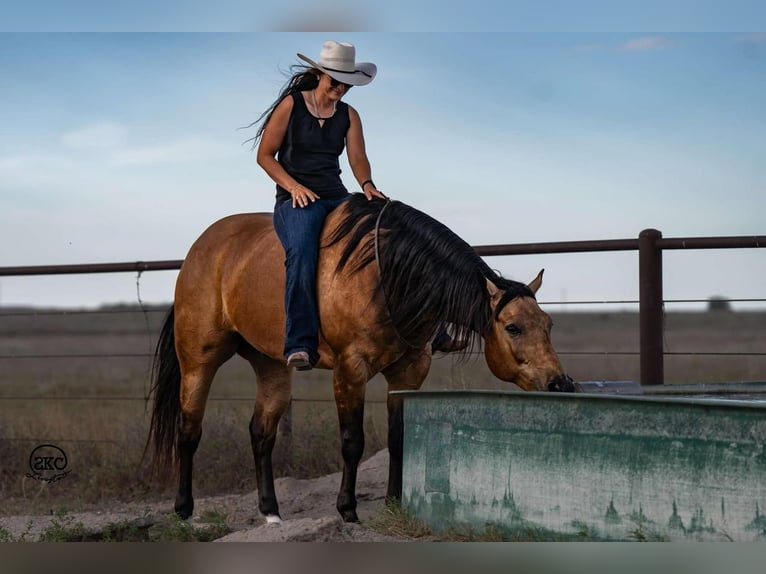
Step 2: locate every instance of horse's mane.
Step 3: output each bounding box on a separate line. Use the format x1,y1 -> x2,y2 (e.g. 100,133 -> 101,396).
325,194 -> 534,354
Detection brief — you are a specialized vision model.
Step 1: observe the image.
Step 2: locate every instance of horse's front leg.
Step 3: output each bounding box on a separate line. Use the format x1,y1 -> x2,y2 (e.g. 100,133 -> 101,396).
385,393 -> 404,502
381,348 -> 432,502
333,358 -> 370,523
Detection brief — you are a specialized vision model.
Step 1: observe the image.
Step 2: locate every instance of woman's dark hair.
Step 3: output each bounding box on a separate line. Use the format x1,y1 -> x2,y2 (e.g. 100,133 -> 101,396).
241,65 -> 320,150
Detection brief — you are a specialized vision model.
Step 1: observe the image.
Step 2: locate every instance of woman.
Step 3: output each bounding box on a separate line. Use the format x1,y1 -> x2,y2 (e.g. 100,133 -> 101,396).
250,40 -> 386,371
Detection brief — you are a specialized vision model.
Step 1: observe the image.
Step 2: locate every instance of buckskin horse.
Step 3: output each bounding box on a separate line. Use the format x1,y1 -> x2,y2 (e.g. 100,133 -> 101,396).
147,193 -> 574,524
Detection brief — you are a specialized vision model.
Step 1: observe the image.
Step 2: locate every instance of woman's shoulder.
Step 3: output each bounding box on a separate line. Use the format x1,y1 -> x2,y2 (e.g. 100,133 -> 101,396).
293,90 -> 309,105
266,92 -> 296,127
290,90 -> 318,115
274,92 -> 297,112
344,102 -> 359,121
280,90 -> 313,109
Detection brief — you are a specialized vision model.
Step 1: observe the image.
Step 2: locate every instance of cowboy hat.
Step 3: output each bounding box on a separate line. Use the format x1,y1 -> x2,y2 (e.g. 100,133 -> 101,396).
297,40 -> 377,87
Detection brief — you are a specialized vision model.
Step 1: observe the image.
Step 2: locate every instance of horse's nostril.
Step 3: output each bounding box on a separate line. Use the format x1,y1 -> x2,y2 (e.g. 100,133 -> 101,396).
548,375 -> 577,393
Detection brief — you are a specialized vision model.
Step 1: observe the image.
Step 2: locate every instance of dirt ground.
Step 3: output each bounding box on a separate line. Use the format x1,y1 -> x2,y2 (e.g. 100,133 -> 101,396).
0,449 -> 407,542
2,308 -> 764,543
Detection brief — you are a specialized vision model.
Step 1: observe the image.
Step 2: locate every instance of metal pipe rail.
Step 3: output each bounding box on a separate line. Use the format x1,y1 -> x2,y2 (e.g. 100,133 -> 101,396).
1,231 -> 764,386
0,260 -> 184,276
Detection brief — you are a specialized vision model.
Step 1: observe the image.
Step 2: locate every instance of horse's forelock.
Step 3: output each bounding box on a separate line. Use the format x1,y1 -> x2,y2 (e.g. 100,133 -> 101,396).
492,280 -> 536,320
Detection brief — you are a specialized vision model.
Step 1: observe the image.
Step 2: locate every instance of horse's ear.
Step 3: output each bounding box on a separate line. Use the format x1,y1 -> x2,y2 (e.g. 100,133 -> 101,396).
528,269 -> 544,295
486,279 -> 502,306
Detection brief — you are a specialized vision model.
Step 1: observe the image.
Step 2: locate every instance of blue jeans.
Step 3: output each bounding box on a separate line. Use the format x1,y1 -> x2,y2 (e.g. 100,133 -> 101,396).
273,195 -> 349,365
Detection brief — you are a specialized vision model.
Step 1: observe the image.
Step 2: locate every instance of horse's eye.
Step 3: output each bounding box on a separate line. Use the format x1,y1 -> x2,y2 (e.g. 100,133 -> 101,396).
505,324 -> 522,336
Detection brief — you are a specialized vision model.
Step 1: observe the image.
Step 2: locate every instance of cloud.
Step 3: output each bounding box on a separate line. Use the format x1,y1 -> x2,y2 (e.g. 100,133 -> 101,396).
0,136 -> 233,199
620,36 -> 671,52
109,138 -> 232,166
573,37 -> 672,54
0,154 -> 79,191
61,122 -> 129,150
59,123 -> 233,167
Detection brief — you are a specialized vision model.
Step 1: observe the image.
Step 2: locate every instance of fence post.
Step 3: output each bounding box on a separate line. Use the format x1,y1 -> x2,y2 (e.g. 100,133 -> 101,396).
639,228 -> 664,385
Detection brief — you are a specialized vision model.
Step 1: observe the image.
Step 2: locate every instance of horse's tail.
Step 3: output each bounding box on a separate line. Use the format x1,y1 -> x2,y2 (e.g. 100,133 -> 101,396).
144,305 -> 181,479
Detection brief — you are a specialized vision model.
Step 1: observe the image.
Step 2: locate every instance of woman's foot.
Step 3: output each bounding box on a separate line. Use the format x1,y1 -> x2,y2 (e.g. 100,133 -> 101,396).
287,351 -> 312,371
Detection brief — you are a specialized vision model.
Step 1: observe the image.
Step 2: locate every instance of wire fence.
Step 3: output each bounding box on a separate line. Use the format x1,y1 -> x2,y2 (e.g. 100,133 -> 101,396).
2,298 -> 765,404
2,230 -> 765,451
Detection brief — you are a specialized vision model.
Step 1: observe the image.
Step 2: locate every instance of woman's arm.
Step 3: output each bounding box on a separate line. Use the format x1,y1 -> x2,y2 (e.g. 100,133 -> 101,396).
256,95 -> 319,208
346,105 -> 386,200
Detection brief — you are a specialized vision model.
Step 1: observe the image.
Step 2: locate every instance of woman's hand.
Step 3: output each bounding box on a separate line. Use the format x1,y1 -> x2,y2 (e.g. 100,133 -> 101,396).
363,185 -> 387,201
290,184 -> 320,208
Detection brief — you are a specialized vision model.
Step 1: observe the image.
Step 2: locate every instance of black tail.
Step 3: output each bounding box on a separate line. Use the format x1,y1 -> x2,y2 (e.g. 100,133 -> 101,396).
144,305 -> 181,478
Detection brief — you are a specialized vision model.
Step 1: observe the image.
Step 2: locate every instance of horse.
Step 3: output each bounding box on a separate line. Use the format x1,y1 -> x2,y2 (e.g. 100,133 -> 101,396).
147,193 -> 575,524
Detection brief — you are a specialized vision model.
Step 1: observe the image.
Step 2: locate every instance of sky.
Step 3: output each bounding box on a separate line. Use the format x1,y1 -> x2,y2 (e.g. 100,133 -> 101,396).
1,24 -> 765,310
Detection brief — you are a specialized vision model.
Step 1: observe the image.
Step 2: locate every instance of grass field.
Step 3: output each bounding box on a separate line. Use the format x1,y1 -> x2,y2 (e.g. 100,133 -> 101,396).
1,304 -> 764,514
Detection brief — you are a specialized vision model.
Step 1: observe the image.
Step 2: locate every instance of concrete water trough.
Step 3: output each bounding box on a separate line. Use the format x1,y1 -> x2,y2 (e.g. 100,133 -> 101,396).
398,386 -> 766,541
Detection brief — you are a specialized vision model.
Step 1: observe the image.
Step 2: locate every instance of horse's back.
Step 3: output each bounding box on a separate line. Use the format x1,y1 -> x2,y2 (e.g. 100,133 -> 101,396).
178,213 -> 276,297
175,213 -> 285,354
186,212 -> 275,258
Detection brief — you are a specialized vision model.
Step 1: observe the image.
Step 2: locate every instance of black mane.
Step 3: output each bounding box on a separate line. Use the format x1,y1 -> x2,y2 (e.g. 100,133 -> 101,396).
326,194 -> 534,353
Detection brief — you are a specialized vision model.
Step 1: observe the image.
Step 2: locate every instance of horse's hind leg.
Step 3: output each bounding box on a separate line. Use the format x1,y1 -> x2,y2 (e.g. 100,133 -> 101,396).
175,337 -> 237,518
243,349 -> 292,523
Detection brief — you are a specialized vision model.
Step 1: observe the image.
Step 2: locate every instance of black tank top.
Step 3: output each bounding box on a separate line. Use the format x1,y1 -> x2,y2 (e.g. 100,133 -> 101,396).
275,91 -> 351,203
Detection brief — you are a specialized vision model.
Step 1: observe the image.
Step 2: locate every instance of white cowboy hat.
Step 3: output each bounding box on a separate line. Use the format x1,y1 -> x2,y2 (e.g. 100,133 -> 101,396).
297,40 -> 377,87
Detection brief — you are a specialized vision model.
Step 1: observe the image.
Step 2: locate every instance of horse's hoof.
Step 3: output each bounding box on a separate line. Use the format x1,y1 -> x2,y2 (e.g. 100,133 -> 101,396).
341,510 -> 360,523
174,499 -> 194,520
265,515 -> 282,525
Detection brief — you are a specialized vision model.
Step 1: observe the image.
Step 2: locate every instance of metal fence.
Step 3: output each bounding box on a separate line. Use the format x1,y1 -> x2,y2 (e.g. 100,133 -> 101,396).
1,226 -> 764,476
2,228 -> 764,386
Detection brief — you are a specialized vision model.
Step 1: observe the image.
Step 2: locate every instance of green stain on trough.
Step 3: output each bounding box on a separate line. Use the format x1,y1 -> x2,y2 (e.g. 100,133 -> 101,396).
399,390 -> 766,542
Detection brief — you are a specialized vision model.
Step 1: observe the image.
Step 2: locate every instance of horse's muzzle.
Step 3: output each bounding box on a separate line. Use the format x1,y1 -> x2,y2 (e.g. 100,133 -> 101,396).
547,374 -> 577,393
